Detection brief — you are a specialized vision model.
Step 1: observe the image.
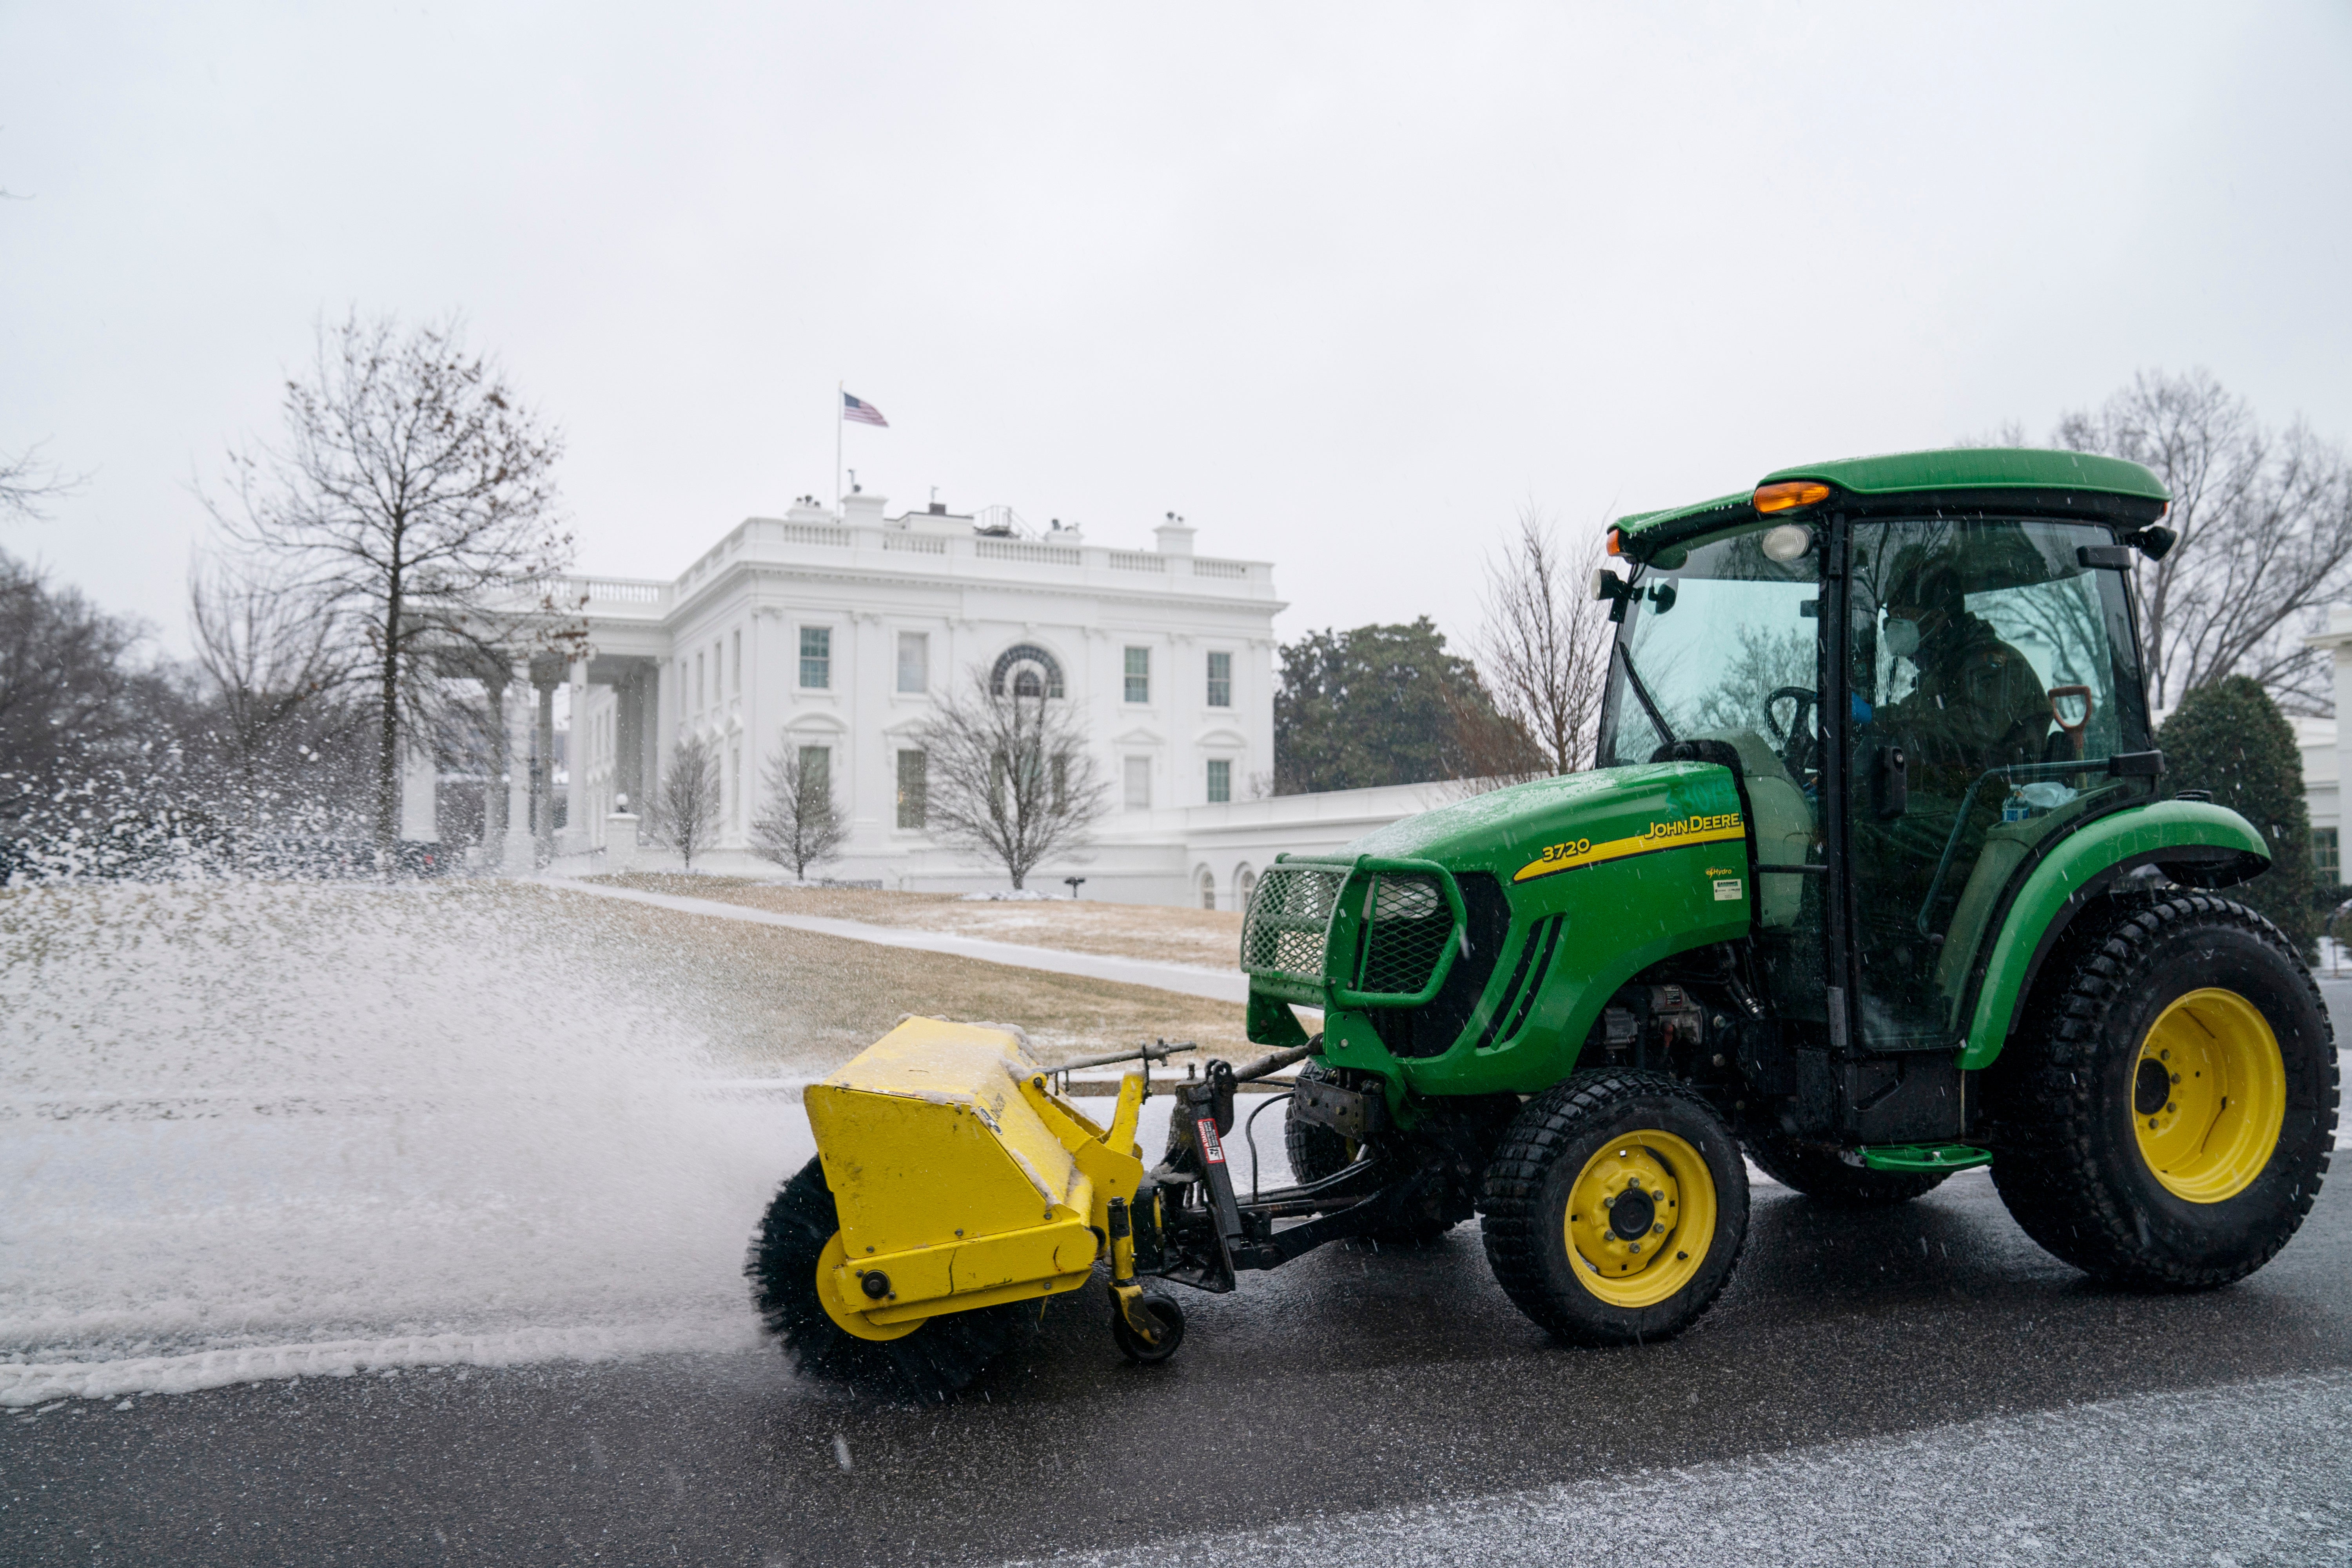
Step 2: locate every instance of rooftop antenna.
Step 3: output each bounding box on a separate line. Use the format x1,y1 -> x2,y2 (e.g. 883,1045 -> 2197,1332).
930,485 -> 939,506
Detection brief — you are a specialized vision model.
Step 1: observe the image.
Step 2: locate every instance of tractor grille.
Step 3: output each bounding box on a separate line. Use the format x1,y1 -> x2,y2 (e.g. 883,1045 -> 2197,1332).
1241,866 -> 1348,980
1354,873 -> 1454,998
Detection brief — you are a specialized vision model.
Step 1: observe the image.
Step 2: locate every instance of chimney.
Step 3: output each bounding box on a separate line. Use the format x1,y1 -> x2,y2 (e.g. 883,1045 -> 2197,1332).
1154,511 -> 1195,556
842,492 -> 887,528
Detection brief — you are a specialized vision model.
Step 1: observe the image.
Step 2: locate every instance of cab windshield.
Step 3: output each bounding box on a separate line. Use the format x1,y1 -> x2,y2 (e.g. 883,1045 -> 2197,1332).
1596,526 -> 1824,784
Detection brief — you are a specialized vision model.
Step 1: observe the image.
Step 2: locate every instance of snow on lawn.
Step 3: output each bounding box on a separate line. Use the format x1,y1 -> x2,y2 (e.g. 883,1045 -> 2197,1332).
0,882 -> 808,1405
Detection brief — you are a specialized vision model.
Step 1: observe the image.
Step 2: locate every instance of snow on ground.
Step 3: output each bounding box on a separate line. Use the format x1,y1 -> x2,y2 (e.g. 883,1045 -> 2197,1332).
0,883 -> 807,1405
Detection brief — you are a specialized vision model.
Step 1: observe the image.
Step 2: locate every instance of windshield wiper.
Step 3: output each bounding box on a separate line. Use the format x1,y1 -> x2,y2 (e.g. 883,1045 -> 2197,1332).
1615,641 -> 1676,746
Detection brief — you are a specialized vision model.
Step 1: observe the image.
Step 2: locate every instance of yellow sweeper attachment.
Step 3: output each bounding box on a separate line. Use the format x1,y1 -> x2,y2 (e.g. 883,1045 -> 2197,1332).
753,1025 -> 1298,1401
803,1016 -> 1149,1335
748,1017 -> 1190,1398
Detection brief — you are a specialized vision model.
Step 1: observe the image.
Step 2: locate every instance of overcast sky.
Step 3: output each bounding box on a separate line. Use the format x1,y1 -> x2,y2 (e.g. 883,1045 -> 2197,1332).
4,2 -> 2348,657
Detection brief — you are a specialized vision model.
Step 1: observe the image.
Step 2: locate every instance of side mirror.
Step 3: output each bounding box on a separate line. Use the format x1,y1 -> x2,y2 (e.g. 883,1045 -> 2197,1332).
1592,568 -> 1628,603
2125,524 -> 2178,562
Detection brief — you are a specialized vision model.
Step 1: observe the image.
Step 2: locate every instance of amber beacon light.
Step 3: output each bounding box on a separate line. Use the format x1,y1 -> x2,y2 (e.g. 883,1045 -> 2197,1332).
1753,481 -> 1831,514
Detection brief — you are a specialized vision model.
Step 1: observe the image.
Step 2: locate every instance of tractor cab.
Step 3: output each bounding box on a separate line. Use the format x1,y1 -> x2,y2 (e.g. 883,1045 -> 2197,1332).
1597,450 -> 2191,1142
1604,463 -> 2167,1053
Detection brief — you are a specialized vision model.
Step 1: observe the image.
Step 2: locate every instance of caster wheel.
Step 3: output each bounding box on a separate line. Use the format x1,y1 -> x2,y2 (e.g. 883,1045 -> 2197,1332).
1110,1289 -> 1186,1364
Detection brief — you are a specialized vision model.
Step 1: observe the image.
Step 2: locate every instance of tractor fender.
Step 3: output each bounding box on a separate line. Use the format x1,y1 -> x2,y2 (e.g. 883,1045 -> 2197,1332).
1955,799 -> 2270,1070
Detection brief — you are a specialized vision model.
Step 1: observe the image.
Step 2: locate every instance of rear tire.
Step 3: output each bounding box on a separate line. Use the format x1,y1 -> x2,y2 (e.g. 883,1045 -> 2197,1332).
1988,893 -> 2337,1288
1480,1071 -> 1748,1345
746,1158 -> 1039,1401
1742,1125 -> 1951,1207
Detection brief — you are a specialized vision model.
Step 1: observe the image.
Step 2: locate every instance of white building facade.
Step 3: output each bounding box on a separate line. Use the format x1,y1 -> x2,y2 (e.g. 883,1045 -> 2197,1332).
553,494 -> 1305,905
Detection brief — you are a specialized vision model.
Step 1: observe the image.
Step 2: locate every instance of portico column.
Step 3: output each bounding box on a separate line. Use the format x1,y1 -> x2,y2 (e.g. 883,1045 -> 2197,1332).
483,667 -> 510,860
566,658 -> 591,853
530,653 -> 563,863
614,664 -> 651,817
504,662 -> 535,875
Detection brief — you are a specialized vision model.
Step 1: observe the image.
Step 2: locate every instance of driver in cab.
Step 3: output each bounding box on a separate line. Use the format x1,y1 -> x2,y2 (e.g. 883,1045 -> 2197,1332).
1855,552 -> 2052,954
1876,555 -> 2049,798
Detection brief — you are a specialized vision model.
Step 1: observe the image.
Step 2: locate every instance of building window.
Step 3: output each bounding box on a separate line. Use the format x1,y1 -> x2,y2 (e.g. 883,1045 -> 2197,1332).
1207,758 -> 1231,803
897,632 -> 928,694
1236,865 -> 1258,908
1206,650 -> 1232,708
732,630 -> 742,695
800,626 -> 831,689
1124,646 -> 1150,704
1198,868 -> 1216,910
989,643 -> 1064,699
1124,756 -> 1151,810
896,749 -> 927,829
695,652 -> 705,711
2316,827 -> 2340,887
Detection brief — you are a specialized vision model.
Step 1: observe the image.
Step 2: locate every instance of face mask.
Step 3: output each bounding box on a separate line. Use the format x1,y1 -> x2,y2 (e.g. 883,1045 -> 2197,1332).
1884,618 -> 1921,659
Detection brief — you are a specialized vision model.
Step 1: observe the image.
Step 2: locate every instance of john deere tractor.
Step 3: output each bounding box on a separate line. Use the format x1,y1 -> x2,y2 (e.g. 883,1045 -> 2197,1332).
751,448 -> 2338,1395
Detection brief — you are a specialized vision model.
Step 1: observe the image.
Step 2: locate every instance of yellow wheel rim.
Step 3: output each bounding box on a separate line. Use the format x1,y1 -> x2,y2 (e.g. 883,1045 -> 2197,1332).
2132,987 -> 2286,1204
1564,1130 -> 1717,1308
816,1231 -> 925,1341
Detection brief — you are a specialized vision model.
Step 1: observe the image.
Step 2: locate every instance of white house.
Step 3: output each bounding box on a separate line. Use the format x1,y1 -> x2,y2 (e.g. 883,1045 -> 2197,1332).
406,492 -> 1456,907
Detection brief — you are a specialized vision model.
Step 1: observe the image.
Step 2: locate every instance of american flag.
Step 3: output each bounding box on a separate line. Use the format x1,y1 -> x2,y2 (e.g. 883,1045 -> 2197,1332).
842,392 -> 889,427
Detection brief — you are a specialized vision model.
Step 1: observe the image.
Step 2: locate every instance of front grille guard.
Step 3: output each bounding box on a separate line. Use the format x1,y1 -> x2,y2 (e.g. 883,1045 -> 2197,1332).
1239,855 -> 1469,1010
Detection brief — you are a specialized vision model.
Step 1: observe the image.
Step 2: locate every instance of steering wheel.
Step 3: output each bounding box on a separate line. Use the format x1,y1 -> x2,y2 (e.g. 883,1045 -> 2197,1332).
1765,686 -> 1818,775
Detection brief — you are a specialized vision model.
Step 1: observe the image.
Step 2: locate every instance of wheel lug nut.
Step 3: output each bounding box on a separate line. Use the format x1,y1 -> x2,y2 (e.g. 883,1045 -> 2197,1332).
1652,1223 -> 1665,1236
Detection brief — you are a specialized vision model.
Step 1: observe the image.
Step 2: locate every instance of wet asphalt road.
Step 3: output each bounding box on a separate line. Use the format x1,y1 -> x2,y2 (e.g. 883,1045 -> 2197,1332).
7,1006 -> 2352,1564
9,1168 -> 2352,1564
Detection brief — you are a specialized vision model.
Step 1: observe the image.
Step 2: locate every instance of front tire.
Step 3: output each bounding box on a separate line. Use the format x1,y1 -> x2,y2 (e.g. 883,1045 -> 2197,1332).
1480,1071 -> 1749,1345
746,1158 -> 1039,1400
1989,893 -> 2337,1288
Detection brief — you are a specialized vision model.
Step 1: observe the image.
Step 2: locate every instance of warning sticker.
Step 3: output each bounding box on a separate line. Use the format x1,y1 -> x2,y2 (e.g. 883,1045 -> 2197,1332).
1713,879 -> 1744,902
1196,1117 -> 1227,1165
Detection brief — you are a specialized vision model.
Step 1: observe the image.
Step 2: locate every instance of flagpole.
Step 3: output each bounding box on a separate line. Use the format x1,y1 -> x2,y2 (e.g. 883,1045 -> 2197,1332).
834,380 -> 843,515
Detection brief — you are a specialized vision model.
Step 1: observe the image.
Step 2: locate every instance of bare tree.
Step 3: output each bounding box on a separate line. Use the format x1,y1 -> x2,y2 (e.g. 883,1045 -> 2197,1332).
652,734 -> 723,871
0,440 -> 84,523
913,666 -> 1107,890
1473,507 -> 1614,777
2051,369 -> 2352,712
750,740 -> 848,879
205,311 -> 571,849
187,554 -> 357,828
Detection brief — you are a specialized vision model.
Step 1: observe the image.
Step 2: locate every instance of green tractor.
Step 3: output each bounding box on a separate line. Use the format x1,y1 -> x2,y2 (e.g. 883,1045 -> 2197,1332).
1227,446 -> 2339,1345
756,447 -> 2339,1392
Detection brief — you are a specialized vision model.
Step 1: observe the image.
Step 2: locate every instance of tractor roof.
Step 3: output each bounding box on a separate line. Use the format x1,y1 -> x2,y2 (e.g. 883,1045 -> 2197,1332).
1612,447 -> 2169,558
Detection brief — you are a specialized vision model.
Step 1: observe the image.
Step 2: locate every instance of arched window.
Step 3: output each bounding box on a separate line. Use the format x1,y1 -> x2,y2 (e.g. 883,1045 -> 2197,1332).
990,643 -> 1065,699
1197,867 -> 1217,910
1234,864 -> 1258,910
